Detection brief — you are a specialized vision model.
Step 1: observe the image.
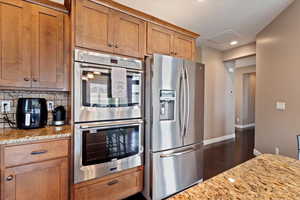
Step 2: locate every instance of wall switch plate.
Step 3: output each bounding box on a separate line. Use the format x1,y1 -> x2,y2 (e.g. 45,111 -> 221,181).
47,101 -> 54,111
1,101 -> 11,113
276,102 -> 286,111
275,147 -> 280,155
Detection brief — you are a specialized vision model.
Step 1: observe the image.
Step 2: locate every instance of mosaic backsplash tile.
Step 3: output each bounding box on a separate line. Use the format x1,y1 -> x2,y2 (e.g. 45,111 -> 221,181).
0,90 -> 70,128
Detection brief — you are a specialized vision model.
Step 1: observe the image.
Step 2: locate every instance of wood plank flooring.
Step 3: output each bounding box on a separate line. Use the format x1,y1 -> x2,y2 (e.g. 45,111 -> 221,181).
126,128 -> 255,200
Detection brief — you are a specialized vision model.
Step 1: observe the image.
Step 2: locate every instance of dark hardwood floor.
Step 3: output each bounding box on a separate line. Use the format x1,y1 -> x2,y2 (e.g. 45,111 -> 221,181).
126,128 -> 255,200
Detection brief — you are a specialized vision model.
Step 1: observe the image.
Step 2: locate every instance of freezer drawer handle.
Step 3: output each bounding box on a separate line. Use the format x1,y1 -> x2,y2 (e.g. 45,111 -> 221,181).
160,147 -> 198,158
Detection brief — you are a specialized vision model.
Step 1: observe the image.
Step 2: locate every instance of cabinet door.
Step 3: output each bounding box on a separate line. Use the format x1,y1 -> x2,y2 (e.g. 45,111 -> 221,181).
31,6 -> 65,89
0,0 -> 31,87
174,34 -> 196,60
76,0 -> 114,53
113,11 -> 146,58
3,158 -> 68,200
147,23 -> 174,56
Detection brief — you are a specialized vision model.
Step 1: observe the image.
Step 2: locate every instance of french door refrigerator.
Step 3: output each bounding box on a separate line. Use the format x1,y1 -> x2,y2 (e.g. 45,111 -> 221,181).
143,54 -> 205,200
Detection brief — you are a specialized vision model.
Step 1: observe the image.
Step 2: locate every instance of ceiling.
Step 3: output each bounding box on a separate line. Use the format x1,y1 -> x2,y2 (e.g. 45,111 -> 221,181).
114,0 -> 294,50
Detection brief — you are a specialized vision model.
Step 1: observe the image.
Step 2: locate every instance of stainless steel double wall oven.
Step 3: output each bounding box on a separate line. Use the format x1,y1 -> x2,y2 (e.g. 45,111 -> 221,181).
73,49 -> 144,183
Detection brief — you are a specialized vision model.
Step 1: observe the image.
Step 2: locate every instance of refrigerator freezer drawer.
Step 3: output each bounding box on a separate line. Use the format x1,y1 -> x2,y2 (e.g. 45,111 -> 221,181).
152,143 -> 203,200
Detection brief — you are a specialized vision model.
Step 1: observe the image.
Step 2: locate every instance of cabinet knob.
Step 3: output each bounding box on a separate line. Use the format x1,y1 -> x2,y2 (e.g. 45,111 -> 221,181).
171,52 -> 174,55
174,52 -> 178,55
108,43 -> 113,47
115,44 -> 119,48
33,78 -> 38,82
6,175 -> 14,181
24,78 -> 30,82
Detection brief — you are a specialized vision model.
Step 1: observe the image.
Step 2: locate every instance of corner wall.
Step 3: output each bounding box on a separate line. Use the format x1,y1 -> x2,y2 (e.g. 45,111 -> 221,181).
198,46 -> 235,140
256,1 -> 300,158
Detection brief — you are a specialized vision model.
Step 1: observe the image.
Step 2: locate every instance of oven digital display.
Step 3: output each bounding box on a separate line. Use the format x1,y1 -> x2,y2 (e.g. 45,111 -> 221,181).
111,59 -> 118,64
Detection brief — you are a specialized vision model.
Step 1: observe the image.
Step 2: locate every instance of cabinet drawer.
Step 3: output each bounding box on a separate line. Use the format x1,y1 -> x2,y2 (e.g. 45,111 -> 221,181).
74,168 -> 143,200
4,139 -> 69,167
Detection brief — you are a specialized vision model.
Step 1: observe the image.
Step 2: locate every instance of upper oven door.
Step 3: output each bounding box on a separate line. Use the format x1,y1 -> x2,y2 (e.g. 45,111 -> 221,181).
74,62 -> 143,122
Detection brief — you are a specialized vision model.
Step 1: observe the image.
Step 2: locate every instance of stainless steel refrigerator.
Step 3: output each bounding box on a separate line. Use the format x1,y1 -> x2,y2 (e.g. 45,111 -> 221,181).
143,54 -> 205,200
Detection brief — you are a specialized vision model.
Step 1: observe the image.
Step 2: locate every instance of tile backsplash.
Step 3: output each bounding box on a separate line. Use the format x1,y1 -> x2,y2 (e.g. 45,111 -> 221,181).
0,90 -> 70,128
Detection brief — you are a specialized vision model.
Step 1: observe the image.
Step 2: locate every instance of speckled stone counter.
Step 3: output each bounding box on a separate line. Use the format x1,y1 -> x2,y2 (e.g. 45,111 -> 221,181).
0,125 -> 72,145
168,154 -> 300,200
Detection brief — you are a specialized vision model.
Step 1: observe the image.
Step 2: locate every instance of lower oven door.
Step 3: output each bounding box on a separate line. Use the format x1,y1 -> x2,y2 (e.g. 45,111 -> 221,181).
74,120 -> 144,183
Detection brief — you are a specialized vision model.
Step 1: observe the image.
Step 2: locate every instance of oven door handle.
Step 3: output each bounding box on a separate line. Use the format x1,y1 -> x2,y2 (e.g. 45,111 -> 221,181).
79,120 -> 144,129
79,63 -> 143,74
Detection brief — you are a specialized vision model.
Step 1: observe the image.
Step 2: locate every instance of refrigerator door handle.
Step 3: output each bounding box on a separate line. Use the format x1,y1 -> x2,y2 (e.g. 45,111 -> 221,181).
183,66 -> 190,137
160,147 -> 198,158
178,72 -> 183,135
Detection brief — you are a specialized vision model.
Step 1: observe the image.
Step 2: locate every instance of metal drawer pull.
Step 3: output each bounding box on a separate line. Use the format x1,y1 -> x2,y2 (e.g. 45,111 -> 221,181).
160,148 -> 197,158
107,180 -> 119,186
31,150 -> 48,155
6,175 -> 13,181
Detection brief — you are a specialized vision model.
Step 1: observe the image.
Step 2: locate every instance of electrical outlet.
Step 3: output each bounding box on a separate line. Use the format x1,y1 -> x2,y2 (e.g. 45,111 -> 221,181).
275,147 -> 280,155
47,101 -> 54,111
1,101 -> 11,113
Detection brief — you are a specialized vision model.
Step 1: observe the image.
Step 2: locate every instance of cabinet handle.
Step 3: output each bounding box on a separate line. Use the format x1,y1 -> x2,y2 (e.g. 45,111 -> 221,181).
174,52 -> 178,55
33,78 -> 38,82
115,44 -> 119,48
31,150 -> 48,155
108,43 -> 113,47
24,78 -> 30,81
6,175 -> 13,181
107,180 -> 119,186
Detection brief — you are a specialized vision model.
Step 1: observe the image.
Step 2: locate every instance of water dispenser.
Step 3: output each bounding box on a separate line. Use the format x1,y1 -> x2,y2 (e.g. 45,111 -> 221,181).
160,90 -> 176,121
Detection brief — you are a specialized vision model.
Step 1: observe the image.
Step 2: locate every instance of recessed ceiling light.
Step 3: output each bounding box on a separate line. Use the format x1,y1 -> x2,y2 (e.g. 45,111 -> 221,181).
230,41 -> 238,46
197,0 -> 205,2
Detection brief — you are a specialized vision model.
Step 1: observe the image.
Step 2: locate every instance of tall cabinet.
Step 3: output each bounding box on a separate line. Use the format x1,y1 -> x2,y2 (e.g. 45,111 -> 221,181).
0,0 -> 69,91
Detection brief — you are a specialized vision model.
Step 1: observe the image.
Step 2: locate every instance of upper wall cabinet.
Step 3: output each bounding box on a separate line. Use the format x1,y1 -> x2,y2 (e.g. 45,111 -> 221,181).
31,5 -> 65,89
0,0 -> 69,91
147,23 -> 196,60
76,0 -> 146,58
0,0 -> 32,88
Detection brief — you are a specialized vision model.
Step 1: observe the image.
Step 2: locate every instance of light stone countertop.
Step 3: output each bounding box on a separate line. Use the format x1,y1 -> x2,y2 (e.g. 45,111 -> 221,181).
168,154 -> 300,200
0,125 -> 72,145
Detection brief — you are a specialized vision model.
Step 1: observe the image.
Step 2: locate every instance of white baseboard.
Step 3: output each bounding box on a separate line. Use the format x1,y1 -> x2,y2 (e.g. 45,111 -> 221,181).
203,134 -> 236,146
253,149 -> 262,156
235,123 -> 255,129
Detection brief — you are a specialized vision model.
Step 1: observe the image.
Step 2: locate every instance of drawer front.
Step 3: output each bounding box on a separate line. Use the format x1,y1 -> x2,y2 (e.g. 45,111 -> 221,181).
4,139 -> 69,167
75,169 -> 143,200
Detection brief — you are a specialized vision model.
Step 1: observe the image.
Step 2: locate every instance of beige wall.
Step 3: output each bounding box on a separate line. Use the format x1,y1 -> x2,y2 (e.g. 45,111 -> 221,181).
256,1 -> 300,158
235,66 -> 256,126
223,43 -> 256,61
199,46 -> 235,140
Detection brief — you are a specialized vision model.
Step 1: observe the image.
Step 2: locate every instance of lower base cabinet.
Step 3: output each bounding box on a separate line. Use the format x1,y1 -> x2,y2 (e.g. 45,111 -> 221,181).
3,158 -> 68,200
74,167 -> 143,200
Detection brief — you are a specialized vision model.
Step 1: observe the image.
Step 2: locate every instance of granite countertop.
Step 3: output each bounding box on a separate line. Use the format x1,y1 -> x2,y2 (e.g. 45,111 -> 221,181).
0,125 -> 72,145
168,154 -> 300,200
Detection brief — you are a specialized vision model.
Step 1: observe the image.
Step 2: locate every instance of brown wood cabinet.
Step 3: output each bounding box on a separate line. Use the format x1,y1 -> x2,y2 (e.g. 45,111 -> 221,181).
75,0 -> 146,58
31,5 -> 65,89
1,138 -> 70,200
0,0 -> 69,91
0,0 -> 32,88
147,23 -> 196,60
73,167 -> 143,200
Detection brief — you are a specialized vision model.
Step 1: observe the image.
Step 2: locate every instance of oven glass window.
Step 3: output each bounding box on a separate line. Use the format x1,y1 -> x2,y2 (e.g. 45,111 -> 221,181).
81,69 -> 141,108
82,126 -> 140,166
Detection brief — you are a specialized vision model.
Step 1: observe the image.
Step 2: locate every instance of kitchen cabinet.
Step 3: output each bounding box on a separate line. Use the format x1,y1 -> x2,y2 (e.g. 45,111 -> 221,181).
75,0 -> 146,58
0,0 -> 69,91
1,138 -> 70,200
147,23 -> 196,60
147,23 -> 174,56
3,158 -> 68,200
0,0 -> 32,88
73,167 -> 143,200
31,5 -> 65,89
174,33 -> 196,60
